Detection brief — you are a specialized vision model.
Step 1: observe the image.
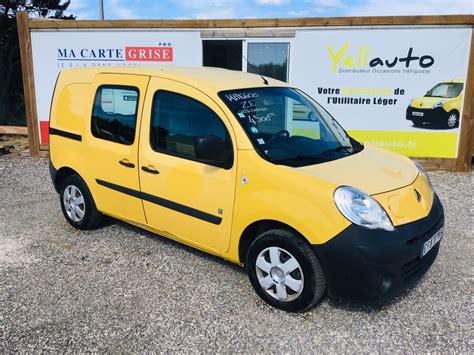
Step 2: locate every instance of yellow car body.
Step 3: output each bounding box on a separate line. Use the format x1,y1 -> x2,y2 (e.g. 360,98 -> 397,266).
407,79 -> 463,128
49,67 -> 444,310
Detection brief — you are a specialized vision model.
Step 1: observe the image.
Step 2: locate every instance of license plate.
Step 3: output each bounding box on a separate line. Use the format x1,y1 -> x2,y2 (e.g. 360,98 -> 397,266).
412,111 -> 424,117
421,227 -> 443,257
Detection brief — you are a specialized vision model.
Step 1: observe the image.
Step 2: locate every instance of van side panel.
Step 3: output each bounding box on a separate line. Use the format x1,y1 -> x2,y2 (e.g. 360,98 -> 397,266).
49,79 -> 94,191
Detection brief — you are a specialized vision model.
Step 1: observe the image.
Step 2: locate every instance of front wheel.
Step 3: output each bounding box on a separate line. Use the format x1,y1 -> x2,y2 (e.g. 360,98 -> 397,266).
446,111 -> 459,128
246,229 -> 326,312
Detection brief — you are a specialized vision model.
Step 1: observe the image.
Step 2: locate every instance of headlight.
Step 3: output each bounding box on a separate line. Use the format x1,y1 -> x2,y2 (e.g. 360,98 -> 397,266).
409,99 -> 415,106
432,100 -> 445,109
334,186 -> 394,231
413,160 -> 434,192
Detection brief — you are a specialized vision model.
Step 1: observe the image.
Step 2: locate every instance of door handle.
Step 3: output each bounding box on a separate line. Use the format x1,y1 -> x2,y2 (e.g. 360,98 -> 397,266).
141,166 -> 160,174
119,159 -> 135,168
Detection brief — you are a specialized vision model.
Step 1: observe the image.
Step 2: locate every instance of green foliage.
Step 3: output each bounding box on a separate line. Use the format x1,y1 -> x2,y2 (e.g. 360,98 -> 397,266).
248,60 -> 288,83
0,1 -> 74,125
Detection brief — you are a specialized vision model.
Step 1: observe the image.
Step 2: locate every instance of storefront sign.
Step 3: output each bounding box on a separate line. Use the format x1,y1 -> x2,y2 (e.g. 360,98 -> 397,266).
291,28 -> 471,158
30,30 -> 201,143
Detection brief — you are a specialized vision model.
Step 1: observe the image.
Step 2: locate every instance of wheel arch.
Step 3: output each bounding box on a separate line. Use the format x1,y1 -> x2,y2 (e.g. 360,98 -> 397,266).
54,166 -> 80,192
238,219 -> 311,265
448,108 -> 460,117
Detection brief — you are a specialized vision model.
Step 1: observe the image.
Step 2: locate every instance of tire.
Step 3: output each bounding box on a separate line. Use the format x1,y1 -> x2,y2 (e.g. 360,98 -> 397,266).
446,111 -> 459,129
246,229 -> 326,312
59,174 -> 103,230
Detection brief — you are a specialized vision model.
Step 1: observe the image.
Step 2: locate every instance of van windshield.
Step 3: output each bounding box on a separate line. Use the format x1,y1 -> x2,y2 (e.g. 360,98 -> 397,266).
425,82 -> 463,98
219,87 -> 363,167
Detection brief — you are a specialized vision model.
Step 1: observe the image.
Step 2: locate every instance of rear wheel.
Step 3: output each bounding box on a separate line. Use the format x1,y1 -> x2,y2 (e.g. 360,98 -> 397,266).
246,229 -> 326,312
60,175 -> 103,230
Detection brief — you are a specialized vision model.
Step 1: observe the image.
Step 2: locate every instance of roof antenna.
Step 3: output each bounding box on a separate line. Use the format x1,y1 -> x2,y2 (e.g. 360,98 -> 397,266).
221,32 -> 269,85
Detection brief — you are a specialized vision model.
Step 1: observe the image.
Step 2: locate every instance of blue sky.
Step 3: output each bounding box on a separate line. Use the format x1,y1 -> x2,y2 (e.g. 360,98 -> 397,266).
67,0 -> 473,20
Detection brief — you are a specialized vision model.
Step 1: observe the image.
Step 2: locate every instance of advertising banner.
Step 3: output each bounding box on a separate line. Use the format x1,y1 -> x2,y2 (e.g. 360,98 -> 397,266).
291,28 -> 472,158
30,30 -> 202,144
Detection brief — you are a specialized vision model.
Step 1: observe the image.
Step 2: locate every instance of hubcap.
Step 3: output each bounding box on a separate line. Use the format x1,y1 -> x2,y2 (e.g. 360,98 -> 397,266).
447,114 -> 457,128
63,185 -> 85,222
255,246 -> 304,302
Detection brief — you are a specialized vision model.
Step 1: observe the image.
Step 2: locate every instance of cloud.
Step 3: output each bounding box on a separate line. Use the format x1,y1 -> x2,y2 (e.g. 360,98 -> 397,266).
174,0 -> 246,19
65,0 -> 97,19
106,0 -> 141,19
255,0 -> 290,5
306,0 -> 345,9
194,8 -> 238,19
347,0 -> 473,16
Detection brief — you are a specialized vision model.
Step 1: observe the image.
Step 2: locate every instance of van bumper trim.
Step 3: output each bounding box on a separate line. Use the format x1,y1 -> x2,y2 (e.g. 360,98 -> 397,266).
49,127 -> 82,141
312,193 -> 444,303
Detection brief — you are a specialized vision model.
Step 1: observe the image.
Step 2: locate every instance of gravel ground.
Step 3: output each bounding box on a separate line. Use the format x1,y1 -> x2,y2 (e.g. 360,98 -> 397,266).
0,156 -> 472,352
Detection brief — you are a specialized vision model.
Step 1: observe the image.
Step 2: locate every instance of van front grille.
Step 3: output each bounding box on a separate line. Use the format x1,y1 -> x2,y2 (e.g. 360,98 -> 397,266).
400,243 -> 439,283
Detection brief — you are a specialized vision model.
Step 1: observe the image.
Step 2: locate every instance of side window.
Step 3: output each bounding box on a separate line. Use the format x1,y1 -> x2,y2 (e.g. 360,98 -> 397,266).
150,91 -> 232,164
91,85 -> 139,145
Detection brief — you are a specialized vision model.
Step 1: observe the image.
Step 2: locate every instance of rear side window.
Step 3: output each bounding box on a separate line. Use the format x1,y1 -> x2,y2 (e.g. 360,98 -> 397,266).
150,91 -> 232,161
91,85 -> 139,145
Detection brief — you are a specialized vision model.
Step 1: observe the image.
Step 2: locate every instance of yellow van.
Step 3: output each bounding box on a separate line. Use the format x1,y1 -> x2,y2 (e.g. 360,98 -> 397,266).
49,67 -> 444,312
406,79 -> 463,129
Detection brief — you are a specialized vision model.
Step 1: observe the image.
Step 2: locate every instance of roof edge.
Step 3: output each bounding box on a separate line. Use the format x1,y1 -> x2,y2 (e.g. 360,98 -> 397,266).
26,14 -> 474,29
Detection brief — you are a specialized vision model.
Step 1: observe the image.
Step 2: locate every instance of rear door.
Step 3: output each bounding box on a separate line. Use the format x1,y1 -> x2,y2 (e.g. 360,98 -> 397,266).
138,77 -> 237,253
83,74 -> 149,224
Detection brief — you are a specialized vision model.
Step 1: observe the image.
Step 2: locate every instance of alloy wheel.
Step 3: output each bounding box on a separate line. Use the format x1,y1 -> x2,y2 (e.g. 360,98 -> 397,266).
255,246 -> 304,302
63,185 -> 86,222
447,113 -> 458,128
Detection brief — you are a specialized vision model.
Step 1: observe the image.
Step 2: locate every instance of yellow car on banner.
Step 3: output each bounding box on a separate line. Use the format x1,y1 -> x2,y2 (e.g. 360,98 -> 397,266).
406,79 -> 463,129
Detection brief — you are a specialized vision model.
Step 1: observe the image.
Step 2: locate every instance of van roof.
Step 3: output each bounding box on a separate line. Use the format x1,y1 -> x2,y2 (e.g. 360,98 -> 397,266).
443,78 -> 463,84
59,66 -> 288,92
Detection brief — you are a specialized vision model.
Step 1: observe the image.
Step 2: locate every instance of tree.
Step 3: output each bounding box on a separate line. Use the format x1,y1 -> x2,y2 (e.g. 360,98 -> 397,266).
0,1 -> 74,126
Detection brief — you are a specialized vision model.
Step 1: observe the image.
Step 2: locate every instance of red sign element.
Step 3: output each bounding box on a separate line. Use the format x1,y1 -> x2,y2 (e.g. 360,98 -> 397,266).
125,47 -> 173,62
40,121 -> 50,144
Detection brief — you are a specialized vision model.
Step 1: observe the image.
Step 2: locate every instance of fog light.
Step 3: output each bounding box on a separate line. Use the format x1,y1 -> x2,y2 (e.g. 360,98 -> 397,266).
380,274 -> 392,292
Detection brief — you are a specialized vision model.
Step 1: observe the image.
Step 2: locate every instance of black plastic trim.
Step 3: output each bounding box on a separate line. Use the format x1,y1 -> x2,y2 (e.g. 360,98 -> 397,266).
49,127 -> 82,141
406,106 -> 448,124
95,179 -> 222,225
313,194 -> 444,303
49,159 -> 59,193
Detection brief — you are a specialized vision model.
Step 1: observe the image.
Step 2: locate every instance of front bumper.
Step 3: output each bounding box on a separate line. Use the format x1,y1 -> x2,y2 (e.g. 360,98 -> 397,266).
406,106 -> 447,124
313,193 -> 444,302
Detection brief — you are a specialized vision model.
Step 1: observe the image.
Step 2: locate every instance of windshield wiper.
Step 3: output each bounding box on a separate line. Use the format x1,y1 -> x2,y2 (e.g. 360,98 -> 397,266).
270,145 -> 354,163
318,145 -> 353,155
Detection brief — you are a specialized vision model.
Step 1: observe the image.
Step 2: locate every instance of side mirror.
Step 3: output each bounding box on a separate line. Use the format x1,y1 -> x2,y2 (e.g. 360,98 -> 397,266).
195,135 -> 232,168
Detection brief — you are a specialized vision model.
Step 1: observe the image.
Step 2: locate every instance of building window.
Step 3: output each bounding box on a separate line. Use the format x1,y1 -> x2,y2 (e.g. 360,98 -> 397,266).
91,85 -> 139,145
247,42 -> 289,82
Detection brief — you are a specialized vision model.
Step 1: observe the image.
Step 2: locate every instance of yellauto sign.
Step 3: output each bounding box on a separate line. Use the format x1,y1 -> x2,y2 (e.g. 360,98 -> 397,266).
328,45 -> 435,73
292,27 -> 471,159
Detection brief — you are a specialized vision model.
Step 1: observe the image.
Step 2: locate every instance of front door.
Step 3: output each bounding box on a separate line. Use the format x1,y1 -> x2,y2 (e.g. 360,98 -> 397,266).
84,74 -> 149,224
139,77 -> 237,253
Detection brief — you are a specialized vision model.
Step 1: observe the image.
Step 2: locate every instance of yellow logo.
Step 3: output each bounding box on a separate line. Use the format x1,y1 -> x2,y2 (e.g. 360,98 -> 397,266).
328,42 -> 369,73
327,43 -> 435,73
